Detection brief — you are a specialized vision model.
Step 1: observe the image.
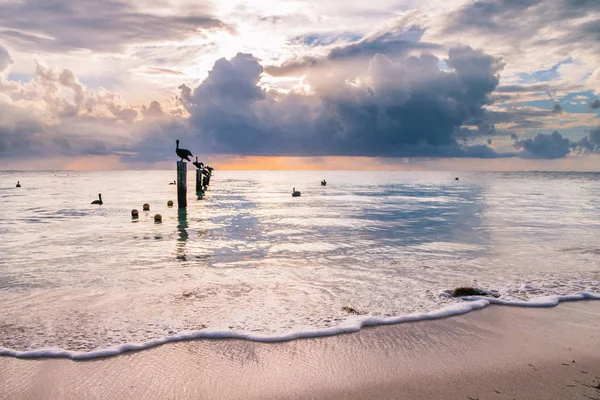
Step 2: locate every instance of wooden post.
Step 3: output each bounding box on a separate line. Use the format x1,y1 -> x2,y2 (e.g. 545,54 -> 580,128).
196,169 -> 202,194
177,161 -> 187,208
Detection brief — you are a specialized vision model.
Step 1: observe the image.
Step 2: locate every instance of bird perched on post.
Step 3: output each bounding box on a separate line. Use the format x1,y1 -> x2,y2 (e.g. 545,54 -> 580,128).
193,156 -> 203,169
175,139 -> 193,162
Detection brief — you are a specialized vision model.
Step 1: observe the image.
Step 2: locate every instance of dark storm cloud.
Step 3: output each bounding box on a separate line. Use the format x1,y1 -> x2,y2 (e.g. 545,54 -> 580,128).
179,47 -> 507,158
266,25 -> 440,77
590,99 -> 600,109
513,131 -> 571,159
0,0 -> 226,52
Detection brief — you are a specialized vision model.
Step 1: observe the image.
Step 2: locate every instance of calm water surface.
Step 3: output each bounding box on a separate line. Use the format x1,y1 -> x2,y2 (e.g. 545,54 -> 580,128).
0,170 -> 599,353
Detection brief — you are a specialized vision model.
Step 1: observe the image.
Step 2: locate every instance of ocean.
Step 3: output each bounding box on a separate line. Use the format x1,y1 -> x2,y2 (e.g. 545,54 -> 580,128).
1,170 -> 599,359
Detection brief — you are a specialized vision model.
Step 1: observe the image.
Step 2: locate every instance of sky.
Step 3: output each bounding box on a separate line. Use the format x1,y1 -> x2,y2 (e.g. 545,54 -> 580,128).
1,0 -> 600,170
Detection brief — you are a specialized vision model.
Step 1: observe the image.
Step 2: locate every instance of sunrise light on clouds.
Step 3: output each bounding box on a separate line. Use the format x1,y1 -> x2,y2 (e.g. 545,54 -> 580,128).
1,0 -> 600,170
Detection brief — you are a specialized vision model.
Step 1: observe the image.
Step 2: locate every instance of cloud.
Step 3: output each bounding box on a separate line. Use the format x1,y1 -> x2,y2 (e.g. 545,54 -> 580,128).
445,0 -> 599,41
0,45 -> 14,72
495,82 -> 575,93
266,22 -> 440,78
513,131 -> 571,159
143,67 -> 186,76
570,125 -> 600,154
0,46 -> 180,160
441,0 -> 600,86
591,99 -> 600,109
590,126 -> 600,144
0,0 -> 226,53
179,46 -> 507,158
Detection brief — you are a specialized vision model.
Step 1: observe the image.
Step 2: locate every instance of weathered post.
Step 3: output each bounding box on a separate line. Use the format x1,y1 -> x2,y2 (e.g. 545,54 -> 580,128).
177,161 -> 187,208
196,168 -> 202,194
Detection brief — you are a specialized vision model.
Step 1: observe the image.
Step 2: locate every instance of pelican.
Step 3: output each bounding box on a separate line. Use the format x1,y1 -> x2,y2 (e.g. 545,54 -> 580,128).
175,139 -> 193,162
292,187 -> 301,197
91,193 -> 103,205
193,156 -> 203,169
16,181 -> 21,188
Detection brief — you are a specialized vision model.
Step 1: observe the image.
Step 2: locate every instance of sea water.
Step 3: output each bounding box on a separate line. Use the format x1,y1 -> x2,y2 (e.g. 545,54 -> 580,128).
0,170 -> 599,358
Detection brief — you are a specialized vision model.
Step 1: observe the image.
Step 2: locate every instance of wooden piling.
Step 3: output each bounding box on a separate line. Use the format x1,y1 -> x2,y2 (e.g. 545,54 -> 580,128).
177,161 -> 187,208
196,169 -> 203,194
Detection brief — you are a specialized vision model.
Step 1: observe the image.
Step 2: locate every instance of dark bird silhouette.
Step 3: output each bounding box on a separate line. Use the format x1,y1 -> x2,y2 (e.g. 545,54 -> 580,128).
16,181 -> 21,187
455,177 -> 459,181
321,180 -> 327,186
175,139 -> 193,162
91,193 -> 103,205
193,156 -> 203,169
169,180 -> 176,185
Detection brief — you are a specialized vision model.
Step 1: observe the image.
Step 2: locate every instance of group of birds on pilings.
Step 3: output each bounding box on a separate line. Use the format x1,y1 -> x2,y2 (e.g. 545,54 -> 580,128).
175,139 -> 214,191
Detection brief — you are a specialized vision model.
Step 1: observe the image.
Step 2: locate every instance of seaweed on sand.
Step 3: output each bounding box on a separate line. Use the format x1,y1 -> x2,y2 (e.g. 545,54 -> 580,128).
342,306 -> 365,315
451,287 -> 500,298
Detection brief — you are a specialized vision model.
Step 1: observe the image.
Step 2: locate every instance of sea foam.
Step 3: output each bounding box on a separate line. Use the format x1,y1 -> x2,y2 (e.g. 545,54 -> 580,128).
1,292 -> 598,360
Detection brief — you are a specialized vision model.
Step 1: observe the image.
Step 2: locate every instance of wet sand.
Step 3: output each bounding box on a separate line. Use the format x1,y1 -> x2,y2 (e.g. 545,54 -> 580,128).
1,301 -> 599,400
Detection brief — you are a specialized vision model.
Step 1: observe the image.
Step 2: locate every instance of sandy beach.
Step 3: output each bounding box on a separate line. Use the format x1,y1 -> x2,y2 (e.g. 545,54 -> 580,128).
1,301 -> 599,400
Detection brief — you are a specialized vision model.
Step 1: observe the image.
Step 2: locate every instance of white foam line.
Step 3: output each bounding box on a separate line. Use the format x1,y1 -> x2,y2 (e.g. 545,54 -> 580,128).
1,292 -> 598,360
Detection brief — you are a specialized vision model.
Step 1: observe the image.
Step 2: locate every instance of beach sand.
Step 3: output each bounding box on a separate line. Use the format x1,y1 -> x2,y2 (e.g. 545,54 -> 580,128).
1,301 -> 599,400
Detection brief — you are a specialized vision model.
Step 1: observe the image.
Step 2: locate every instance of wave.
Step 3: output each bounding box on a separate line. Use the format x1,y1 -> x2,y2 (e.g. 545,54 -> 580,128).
1,292 -> 598,361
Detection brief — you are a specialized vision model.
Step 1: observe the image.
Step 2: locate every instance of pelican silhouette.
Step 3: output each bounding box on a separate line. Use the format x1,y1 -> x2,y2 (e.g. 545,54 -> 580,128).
175,139 -> 193,162
193,156 -> 203,169
91,193 -> 103,205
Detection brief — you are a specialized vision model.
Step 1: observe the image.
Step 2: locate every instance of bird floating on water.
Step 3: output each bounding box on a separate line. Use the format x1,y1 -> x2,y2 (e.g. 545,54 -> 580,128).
16,181 -> 21,188
193,156 -> 203,169
91,193 -> 103,205
169,180 -> 176,185
455,177 -> 459,181
175,139 -> 193,162
292,187 -> 301,197
321,180 -> 327,186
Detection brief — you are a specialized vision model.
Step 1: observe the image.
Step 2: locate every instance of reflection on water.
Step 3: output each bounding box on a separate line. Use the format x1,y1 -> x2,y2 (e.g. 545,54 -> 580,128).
176,208 -> 188,261
0,170 -> 599,352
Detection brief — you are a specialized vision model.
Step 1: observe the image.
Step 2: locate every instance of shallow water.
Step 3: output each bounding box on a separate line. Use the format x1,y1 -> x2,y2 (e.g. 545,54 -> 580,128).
0,170 -> 599,356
